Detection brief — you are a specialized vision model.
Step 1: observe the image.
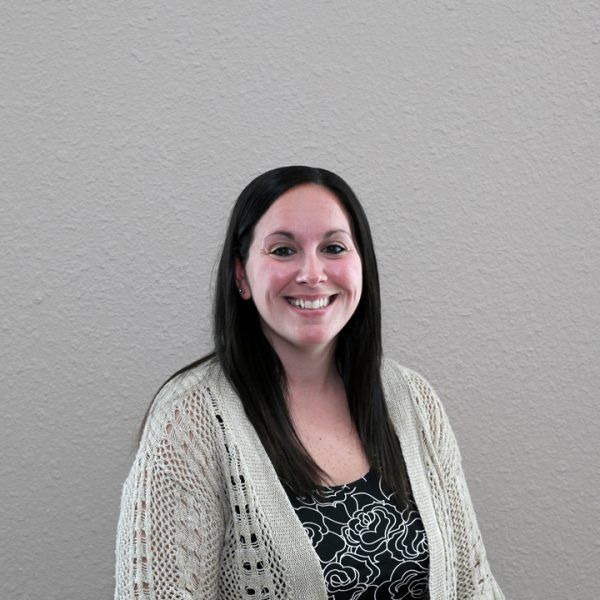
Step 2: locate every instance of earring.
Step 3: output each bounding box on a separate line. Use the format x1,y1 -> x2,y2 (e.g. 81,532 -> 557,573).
238,288 -> 244,295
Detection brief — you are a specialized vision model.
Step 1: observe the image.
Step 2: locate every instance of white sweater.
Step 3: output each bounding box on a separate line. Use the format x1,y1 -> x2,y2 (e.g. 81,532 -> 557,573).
115,358 -> 504,599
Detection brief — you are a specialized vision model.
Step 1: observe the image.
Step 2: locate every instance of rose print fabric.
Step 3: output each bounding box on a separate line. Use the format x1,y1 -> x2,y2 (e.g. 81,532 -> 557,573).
287,469 -> 429,599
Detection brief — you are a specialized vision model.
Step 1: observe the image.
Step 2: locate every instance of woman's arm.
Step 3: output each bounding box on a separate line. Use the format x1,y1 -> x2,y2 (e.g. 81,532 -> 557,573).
404,369 -> 505,600
115,457 -> 222,599
115,382 -> 225,599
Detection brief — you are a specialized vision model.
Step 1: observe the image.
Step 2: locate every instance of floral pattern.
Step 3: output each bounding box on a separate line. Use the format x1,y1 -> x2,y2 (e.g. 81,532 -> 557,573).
288,470 -> 429,599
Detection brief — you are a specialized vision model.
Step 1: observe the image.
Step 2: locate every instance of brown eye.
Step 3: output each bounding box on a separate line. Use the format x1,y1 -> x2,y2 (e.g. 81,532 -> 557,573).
270,246 -> 294,257
323,244 -> 346,255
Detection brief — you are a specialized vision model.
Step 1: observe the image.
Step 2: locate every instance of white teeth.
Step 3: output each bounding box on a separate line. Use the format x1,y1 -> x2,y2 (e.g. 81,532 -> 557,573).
287,296 -> 331,310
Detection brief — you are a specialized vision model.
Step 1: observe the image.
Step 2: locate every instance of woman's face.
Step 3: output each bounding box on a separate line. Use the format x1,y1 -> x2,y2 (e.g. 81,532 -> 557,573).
236,183 -> 363,356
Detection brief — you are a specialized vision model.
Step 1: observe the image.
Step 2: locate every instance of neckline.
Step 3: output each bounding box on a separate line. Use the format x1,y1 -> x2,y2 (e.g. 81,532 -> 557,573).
315,467 -> 375,491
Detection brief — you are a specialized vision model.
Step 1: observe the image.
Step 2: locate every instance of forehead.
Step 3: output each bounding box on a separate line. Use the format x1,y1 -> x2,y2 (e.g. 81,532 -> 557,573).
254,184 -> 353,235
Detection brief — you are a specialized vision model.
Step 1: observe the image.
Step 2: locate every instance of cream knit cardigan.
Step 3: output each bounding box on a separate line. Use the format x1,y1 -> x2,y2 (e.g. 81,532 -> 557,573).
115,358 -> 504,599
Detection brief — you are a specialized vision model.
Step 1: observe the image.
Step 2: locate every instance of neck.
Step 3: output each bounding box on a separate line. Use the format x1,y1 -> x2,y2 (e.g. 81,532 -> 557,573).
268,338 -> 342,403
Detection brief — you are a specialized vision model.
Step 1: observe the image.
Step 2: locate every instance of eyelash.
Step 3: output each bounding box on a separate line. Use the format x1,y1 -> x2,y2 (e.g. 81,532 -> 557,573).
269,244 -> 347,257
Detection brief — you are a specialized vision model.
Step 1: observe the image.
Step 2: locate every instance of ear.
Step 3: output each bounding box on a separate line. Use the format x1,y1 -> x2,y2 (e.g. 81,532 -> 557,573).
234,257 -> 251,299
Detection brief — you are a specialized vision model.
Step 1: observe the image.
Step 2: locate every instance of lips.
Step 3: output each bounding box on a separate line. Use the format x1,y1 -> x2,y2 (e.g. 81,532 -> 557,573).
285,295 -> 337,310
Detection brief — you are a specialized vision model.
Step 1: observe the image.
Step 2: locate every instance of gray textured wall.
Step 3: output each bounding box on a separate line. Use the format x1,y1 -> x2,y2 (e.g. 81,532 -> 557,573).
1,2 -> 599,599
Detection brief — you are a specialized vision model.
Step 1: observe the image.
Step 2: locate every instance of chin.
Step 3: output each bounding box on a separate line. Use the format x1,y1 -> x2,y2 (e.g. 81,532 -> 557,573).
293,331 -> 340,349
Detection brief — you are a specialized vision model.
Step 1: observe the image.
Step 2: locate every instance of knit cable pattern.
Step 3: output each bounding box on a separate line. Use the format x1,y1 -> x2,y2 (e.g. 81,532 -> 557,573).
115,371 -> 288,600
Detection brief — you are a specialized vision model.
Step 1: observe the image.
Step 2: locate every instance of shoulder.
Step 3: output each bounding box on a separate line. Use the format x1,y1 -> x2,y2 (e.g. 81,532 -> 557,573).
121,357 -> 229,511
381,357 -> 437,401
381,357 -> 455,456
140,356 -> 226,452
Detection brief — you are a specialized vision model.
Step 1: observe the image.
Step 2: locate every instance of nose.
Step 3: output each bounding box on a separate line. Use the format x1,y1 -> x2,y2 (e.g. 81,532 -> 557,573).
296,252 -> 327,286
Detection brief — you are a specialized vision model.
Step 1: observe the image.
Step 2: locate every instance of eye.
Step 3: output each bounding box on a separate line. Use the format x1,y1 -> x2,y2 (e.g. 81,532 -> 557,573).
270,246 -> 295,257
323,244 -> 346,255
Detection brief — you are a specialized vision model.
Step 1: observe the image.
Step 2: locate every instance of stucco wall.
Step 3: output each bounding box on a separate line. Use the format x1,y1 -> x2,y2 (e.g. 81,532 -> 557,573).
1,2 -> 598,599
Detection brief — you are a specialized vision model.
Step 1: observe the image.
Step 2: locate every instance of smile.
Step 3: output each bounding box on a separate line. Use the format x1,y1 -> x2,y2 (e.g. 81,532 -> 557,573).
285,295 -> 336,310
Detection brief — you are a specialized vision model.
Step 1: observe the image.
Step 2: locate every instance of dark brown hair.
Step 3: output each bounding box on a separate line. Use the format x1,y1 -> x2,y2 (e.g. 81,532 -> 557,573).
140,166 -> 409,502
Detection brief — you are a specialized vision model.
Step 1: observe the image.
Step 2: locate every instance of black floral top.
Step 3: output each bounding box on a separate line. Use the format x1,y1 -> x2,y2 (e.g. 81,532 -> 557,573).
288,469 -> 429,599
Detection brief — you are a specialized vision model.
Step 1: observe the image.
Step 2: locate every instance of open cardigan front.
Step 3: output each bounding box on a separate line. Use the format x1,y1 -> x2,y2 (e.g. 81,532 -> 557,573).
115,358 -> 504,599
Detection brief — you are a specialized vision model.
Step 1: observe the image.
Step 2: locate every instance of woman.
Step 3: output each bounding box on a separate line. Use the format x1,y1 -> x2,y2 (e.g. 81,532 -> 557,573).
115,166 -> 504,599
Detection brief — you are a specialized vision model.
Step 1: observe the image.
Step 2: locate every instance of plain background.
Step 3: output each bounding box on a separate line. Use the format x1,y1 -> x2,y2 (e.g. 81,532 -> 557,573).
1,2 -> 599,599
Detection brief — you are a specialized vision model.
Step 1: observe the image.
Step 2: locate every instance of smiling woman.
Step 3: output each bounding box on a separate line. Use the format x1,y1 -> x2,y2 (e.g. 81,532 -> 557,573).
114,166 -> 505,600
235,184 -> 363,358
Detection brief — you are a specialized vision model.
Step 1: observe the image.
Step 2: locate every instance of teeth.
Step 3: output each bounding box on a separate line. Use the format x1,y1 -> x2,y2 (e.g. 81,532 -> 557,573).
287,296 -> 331,310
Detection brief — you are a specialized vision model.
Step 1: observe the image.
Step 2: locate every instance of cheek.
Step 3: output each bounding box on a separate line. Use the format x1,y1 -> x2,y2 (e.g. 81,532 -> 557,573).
330,260 -> 363,293
249,263 -> 293,295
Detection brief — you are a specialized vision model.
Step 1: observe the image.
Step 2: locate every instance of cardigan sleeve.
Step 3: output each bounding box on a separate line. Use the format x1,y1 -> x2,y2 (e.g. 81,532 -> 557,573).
114,379 -> 225,599
403,368 -> 505,600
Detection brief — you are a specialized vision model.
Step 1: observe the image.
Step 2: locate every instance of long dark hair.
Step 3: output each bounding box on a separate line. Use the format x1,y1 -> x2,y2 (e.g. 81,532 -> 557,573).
140,166 -> 409,502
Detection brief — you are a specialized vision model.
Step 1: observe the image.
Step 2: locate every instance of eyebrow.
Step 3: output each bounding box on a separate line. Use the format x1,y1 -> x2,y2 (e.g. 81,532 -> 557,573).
265,229 -> 352,240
